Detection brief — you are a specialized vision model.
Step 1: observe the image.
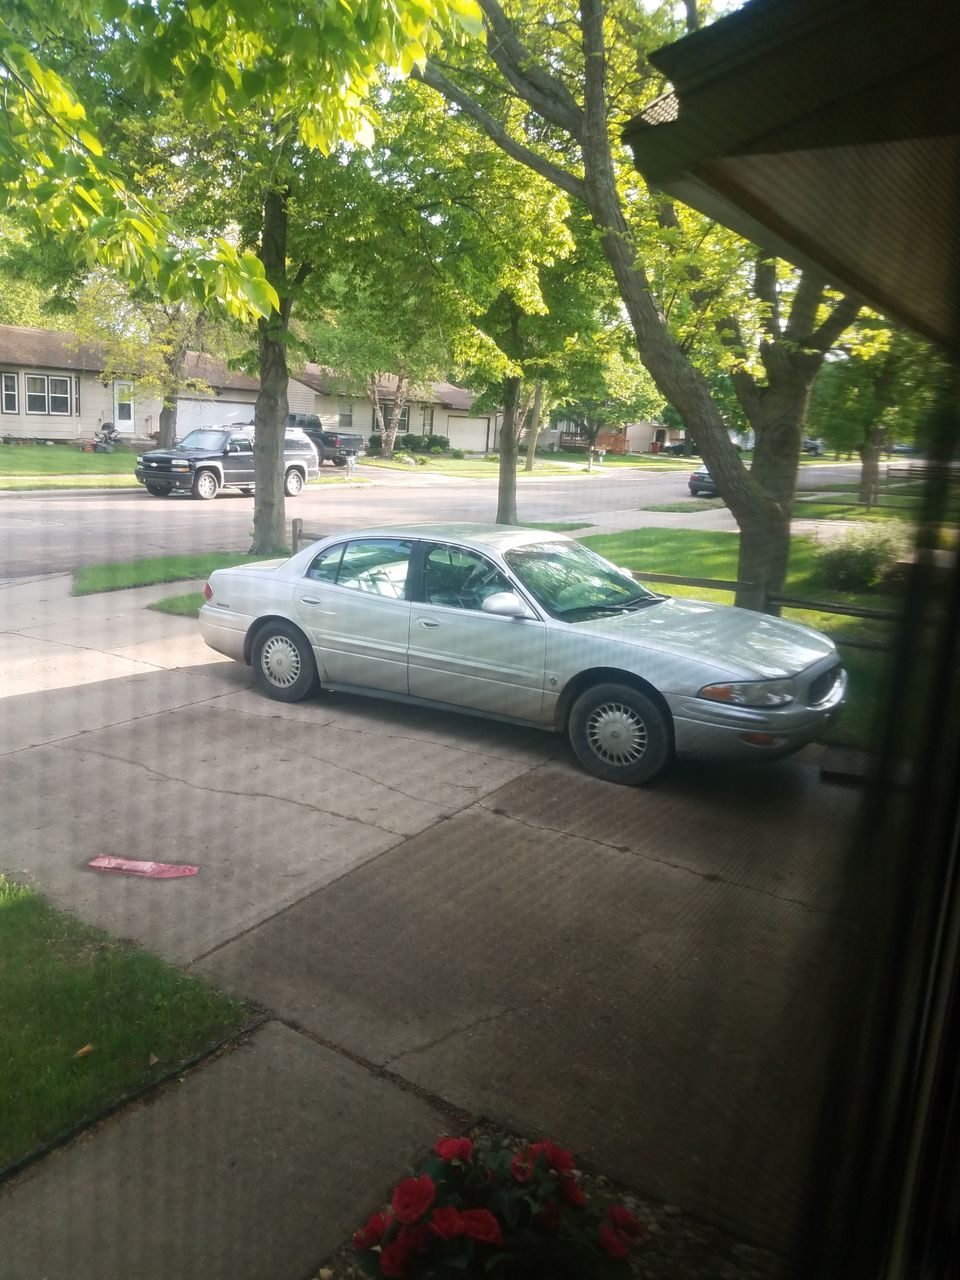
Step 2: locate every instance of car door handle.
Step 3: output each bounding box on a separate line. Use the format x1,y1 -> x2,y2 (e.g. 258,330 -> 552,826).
417,618 -> 440,629
300,596 -> 322,605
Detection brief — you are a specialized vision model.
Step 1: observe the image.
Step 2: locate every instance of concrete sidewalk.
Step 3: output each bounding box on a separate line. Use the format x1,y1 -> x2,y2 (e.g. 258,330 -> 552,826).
0,574 -> 863,1279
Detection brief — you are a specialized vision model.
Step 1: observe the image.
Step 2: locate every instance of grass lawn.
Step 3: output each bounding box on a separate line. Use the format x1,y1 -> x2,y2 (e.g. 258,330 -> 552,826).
73,550 -> 275,595
0,876 -> 249,1170
0,443 -> 138,475
794,498 -> 917,522
147,591 -> 205,617
0,474 -> 141,490
642,498 -> 725,513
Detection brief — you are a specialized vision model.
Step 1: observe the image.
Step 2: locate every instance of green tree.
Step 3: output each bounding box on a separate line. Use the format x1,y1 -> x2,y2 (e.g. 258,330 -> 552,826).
415,0 -> 861,609
559,340 -> 661,471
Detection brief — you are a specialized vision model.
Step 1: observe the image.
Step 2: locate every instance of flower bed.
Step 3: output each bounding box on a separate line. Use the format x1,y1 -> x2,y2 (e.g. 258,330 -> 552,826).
314,1127 -> 783,1280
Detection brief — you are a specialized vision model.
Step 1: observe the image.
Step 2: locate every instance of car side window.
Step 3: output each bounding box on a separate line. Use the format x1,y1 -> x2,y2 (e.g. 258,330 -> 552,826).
422,545 -> 510,611
305,544 -> 345,583
335,540 -> 413,599
230,436 -> 252,454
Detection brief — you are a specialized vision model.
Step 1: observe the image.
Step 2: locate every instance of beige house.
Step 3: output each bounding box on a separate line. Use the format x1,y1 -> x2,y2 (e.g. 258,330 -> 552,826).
293,364 -> 495,452
0,326 -> 491,449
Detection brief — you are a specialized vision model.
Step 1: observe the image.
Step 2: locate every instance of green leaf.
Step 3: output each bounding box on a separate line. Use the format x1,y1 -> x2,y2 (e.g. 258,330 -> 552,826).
78,130 -> 103,157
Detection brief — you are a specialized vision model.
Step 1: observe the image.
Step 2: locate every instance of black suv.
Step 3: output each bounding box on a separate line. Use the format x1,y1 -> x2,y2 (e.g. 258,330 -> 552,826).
135,426 -> 319,499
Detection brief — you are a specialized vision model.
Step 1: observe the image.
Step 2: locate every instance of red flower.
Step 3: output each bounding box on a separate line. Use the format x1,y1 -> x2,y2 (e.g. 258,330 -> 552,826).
606,1204 -> 648,1241
353,1211 -> 393,1249
599,1223 -> 631,1259
540,1139 -> 575,1174
534,1200 -> 562,1230
511,1149 -> 535,1183
430,1207 -> 464,1239
560,1175 -> 587,1208
379,1239 -> 410,1277
398,1223 -> 430,1255
391,1175 -> 436,1224
434,1136 -> 474,1162
459,1209 -> 504,1245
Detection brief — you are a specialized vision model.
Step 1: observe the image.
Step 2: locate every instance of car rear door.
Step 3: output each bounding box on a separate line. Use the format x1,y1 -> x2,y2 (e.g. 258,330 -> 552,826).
225,433 -> 255,487
294,538 -> 413,693
407,542 -> 546,721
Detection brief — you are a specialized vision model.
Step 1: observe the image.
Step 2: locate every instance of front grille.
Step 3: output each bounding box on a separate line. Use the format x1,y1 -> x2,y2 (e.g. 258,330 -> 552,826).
809,664 -> 841,705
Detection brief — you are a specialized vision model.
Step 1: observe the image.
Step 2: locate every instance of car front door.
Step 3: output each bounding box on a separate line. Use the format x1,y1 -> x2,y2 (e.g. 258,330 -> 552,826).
408,542 -> 546,721
295,538 -> 413,693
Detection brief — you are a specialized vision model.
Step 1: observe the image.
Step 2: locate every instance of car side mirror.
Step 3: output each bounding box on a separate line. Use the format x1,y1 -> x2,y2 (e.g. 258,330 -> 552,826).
481,592 -> 533,619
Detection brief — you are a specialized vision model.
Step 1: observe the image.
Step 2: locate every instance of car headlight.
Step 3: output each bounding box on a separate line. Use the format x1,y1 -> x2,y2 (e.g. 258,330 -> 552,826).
136,455 -> 143,465
698,678 -> 796,708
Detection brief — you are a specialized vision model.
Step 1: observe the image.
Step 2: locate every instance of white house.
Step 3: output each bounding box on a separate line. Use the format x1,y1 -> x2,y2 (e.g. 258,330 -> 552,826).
0,325 -> 491,450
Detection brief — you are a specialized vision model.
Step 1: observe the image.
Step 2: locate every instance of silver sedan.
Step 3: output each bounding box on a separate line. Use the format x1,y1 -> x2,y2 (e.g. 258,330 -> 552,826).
199,523 -> 846,785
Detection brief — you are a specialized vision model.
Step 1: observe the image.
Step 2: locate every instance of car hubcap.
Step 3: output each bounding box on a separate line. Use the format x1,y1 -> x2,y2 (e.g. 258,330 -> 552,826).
288,473 -> 302,493
261,635 -> 301,688
586,702 -> 647,766
198,474 -> 216,497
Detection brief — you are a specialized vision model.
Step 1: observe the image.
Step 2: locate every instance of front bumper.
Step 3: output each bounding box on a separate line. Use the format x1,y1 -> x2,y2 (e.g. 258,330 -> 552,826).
136,467 -> 194,490
667,667 -> 848,761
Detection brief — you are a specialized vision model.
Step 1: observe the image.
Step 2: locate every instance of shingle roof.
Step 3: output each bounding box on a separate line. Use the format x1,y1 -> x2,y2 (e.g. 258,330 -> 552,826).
296,362 -> 475,408
0,325 -> 106,373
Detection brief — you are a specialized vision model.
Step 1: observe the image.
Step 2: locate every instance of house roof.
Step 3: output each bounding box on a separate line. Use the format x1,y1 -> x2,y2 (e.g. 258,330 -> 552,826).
0,325 -> 261,392
1,326 -> 477,404
0,325 -> 107,373
623,0 -> 960,351
295,362 -> 475,409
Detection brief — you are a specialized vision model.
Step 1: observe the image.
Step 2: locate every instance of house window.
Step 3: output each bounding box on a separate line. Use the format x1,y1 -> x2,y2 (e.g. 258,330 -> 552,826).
1,373 -> 17,414
49,376 -> 71,415
338,400 -> 353,431
380,401 -> 409,433
25,375 -> 48,414
114,380 -> 134,426
422,404 -> 435,435
23,373 -> 73,416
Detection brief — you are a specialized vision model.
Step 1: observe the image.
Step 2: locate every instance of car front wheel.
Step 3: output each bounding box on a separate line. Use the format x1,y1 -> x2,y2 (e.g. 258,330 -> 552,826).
252,621 -> 318,702
192,469 -> 220,500
284,468 -> 304,497
568,682 -> 672,785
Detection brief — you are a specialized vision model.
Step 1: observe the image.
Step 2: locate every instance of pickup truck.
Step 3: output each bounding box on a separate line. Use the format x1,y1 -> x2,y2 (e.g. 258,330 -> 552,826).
291,415 -> 365,467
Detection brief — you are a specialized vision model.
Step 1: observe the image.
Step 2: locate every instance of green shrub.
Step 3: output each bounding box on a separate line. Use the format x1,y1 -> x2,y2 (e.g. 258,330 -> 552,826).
428,435 -> 449,452
366,434 -> 382,454
813,525 -> 910,591
484,453 -> 499,463
450,448 -> 466,460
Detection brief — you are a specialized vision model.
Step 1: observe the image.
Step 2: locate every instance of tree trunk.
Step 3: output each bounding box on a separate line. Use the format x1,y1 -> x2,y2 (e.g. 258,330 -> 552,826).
524,381 -> 545,472
383,375 -> 409,460
496,374 -> 522,524
252,186 -> 291,555
158,399 -> 177,448
859,426 -> 884,507
731,356 -> 815,610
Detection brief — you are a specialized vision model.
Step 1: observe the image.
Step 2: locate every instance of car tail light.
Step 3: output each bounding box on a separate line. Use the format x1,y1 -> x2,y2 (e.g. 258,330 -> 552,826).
203,582 -> 213,601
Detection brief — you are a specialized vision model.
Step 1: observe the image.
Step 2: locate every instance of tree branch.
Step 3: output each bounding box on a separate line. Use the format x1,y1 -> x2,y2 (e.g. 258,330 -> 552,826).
809,294 -> 861,353
476,0 -> 584,139
415,61 -> 587,203
784,270 -> 823,341
754,257 -> 779,337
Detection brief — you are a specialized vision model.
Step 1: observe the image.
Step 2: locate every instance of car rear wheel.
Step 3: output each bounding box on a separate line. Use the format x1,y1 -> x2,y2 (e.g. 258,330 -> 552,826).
333,457 -> 348,468
252,621 -> 318,702
192,469 -> 219,500
568,682 -> 672,785
284,468 -> 304,497
145,483 -> 173,497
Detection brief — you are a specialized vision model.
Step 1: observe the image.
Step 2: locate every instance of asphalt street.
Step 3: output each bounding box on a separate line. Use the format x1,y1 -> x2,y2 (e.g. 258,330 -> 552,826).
0,461 -> 859,579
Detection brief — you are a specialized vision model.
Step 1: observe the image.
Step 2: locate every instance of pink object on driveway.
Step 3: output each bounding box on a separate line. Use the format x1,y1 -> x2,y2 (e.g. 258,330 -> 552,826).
88,856 -> 199,878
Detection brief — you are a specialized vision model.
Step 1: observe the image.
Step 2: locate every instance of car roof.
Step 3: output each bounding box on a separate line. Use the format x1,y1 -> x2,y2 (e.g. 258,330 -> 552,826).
316,523 -> 569,554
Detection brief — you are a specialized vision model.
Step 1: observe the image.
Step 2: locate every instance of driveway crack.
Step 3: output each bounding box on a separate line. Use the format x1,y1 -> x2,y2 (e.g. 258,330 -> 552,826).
60,743 -> 410,836
480,801 -> 842,918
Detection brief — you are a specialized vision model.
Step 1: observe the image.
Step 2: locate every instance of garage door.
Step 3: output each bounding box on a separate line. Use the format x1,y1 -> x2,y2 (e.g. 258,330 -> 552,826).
444,416 -> 490,452
176,399 -> 257,431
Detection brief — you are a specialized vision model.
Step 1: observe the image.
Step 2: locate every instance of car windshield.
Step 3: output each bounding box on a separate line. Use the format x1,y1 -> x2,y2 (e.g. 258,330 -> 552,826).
504,541 -> 662,620
178,430 -> 230,450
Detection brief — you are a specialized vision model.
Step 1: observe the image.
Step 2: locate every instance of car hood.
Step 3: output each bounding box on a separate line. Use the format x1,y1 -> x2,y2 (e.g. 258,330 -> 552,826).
575,596 -> 834,678
140,447 -> 218,461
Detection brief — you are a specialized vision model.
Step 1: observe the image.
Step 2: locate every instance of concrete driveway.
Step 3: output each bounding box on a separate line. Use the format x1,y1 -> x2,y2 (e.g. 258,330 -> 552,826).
0,573 -> 863,1276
